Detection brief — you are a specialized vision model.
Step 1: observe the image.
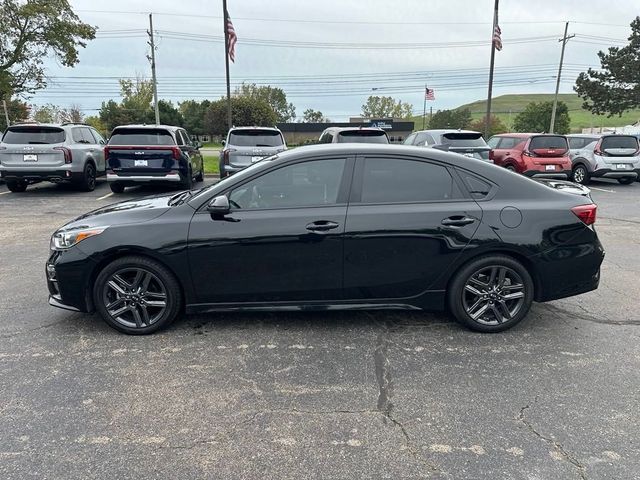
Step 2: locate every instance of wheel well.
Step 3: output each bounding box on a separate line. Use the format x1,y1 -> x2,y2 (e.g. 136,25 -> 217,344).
572,160 -> 588,170
86,248 -> 186,312
445,249 -> 541,302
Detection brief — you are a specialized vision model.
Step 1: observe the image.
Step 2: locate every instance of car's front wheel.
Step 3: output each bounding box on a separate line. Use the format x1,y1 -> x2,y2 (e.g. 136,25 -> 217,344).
448,255 -> 534,333
6,180 -> 27,192
572,165 -> 590,185
618,177 -> 634,185
109,182 -> 125,193
93,256 -> 182,334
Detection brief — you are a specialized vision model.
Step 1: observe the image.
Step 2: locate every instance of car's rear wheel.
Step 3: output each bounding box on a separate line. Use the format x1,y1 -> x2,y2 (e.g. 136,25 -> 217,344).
6,180 -> 27,192
617,177 -> 634,185
109,182 -> 125,193
572,165 -> 590,185
182,168 -> 193,190
448,255 -> 534,333
93,256 -> 182,334
505,165 -> 517,172
195,167 -> 204,182
77,163 -> 96,191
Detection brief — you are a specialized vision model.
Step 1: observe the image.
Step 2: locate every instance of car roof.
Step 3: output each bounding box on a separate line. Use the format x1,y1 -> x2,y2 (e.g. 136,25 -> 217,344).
230,126 -> 282,132
8,123 -> 71,129
112,124 -> 181,131
322,126 -> 386,133
413,129 -> 482,135
567,133 -> 602,137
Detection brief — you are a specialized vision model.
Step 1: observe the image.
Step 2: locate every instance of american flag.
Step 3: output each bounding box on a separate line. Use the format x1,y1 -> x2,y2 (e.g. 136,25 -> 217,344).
226,12 -> 237,62
425,87 -> 435,101
492,24 -> 502,51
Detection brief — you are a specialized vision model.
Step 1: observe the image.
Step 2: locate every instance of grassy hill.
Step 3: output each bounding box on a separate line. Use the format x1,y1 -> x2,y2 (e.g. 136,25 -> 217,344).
410,94 -> 640,132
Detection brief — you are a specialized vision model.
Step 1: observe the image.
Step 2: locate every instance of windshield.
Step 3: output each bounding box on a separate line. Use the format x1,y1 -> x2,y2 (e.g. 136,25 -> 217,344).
2,127 -> 65,144
529,136 -> 568,150
108,129 -> 175,146
337,130 -> 389,144
229,130 -> 284,147
441,132 -> 488,148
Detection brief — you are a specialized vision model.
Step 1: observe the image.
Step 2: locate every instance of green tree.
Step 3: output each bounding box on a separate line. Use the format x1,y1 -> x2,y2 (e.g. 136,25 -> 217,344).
204,97 -> 278,136
428,108 -> 472,129
469,115 -> 508,137
512,101 -> 570,134
361,96 -> 414,118
0,98 -> 29,131
302,108 -> 329,122
84,115 -> 108,137
179,100 -> 210,136
144,100 -> 183,127
235,83 -> 295,122
575,16 -> 640,116
0,0 -> 96,99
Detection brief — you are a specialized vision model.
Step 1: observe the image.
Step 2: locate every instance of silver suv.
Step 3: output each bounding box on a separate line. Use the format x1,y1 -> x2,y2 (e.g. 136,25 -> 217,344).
0,123 -> 106,192
567,134 -> 640,185
220,127 -> 287,178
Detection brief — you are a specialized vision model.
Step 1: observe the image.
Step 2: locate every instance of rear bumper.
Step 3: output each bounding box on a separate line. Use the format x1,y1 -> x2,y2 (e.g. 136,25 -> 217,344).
107,172 -> 182,183
523,169 -> 571,180
221,164 -> 248,174
591,168 -> 638,179
0,168 -> 80,183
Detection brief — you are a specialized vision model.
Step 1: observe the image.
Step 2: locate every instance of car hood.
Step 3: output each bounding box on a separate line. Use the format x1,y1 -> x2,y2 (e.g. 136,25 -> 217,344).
57,193 -> 177,232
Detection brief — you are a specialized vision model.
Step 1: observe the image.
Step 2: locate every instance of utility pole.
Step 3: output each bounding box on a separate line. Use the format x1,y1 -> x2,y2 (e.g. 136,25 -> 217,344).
1,99 -> 9,127
549,22 -> 574,134
484,0 -> 499,139
147,14 -> 160,125
223,0 -> 232,132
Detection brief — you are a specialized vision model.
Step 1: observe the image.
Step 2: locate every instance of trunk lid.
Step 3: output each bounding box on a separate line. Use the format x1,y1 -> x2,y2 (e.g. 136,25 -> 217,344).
106,146 -> 177,173
0,126 -> 67,168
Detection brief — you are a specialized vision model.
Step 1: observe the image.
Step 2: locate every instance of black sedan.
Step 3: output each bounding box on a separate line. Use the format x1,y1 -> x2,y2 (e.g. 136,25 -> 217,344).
47,144 -> 604,334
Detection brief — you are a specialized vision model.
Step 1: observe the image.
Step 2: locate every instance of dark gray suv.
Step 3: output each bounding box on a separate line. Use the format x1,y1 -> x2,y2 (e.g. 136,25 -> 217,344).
0,123 -> 106,192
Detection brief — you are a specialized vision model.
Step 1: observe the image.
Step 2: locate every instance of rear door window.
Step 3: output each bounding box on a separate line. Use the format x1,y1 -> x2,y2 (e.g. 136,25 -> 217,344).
80,127 -> 96,144
359,158 -> 459,203
229,130 -> 284,147
2,127 -> 65,144
529,136 -> 568,150
497,137 -> 520,149
108,129 -> 176,146
414,132 -> 435,146
337,130 -> 389,144
568,137 -> 597,149
486,136 -> 500,148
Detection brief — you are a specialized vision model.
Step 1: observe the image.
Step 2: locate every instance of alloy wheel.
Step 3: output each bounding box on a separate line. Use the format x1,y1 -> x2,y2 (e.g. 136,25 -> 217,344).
462,266 -> 526,325
573,166 -> 586,184
102,267 -> 168,329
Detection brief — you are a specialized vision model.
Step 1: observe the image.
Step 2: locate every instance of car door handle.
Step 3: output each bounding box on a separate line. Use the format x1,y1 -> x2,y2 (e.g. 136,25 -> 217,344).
441,216 -> 476,227
306,220 -> 339,232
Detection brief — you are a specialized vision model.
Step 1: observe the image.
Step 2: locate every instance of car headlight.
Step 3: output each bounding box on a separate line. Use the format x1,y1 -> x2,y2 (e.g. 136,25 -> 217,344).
50,227 -> 108,251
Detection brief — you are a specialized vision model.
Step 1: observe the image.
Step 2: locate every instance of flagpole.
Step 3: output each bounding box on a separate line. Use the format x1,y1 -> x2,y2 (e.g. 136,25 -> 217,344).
484,0 -> 499,139
223,0 -> 232,132
422,85 -> 427,130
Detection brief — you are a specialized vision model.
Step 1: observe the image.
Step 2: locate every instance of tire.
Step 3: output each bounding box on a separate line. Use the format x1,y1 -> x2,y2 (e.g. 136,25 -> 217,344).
195,165 -> 204,182
617,177 -> 634,185
77,163 -> 97,192
572,165 -> 590,185
181,168 -> 193,190
93,255 -> 182,335
448,255 -> 534,333
6,180 -> 27,192
109,182 -> 125,193
505,165 -> 517,172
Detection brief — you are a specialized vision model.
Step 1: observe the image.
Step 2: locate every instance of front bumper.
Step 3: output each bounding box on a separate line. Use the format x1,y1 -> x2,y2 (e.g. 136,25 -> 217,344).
523,169 -> 571,180
591,168 -> 638,179
0,168 -> 80,183
46,249 -> 95,313
107,172 -> 182,183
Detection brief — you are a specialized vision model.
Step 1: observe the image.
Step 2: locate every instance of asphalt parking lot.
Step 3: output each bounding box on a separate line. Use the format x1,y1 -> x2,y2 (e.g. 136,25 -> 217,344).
1,178 -> 639,479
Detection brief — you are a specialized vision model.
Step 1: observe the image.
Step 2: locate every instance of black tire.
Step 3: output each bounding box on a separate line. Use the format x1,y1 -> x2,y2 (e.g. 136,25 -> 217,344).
109,182 -> 125,194
505,165 -> 517,172
195,166 -> 204,182
572,165 -> 590,185
617,177 -> 634,185
6,180 -> 27,192
93,255 -> 182,335
181,168 -> 193,190
448,255 -> 534,333
77,163 -> 97,192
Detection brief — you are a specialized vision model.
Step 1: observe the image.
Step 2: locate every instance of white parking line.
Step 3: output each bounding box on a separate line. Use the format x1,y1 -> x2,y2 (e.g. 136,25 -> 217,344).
97,192 -> 114,201
590,187 -> 616,193
0,191 -> 12,195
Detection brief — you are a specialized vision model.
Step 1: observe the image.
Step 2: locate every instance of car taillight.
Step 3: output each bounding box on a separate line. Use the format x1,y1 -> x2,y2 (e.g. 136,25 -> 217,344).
104,146 -> 110,161
171,146 -> 181,160
54,146 -> 72,164
222,148 -> 236,165
593,141 -> 604,156
572,204 -> 597,226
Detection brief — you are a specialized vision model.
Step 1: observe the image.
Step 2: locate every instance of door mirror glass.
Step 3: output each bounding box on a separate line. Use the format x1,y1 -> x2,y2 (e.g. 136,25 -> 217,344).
207,195 -> 230,215
221,139 -> 226,146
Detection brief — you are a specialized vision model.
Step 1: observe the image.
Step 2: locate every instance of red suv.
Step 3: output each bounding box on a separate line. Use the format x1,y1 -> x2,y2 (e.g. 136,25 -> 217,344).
488,133 -> 572,179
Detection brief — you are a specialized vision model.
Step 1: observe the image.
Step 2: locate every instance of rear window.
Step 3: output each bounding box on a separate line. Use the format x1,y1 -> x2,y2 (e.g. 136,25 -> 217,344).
108,129 -> 175,146
440,132 -> 487,148
601,136 -> 638,150
529,136 -> 568,150
2,127 -> 65,144
229,130 -> 284,147
337,130 -> 389,144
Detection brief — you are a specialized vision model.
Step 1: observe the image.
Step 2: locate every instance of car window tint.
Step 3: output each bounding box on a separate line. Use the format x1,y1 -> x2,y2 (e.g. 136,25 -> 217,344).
229,158 -> 346,209
229,130 -> 284,147
360,158 -> 458,203
404,133 -> 417,145
80,128 -> 95,144
89,129 -> 104,144
441,132 -> 487,147
108,129 -> 175,145
486,136 -> 500,148
2,127 -> 65,144
72,128 -> 86,143
337,130 -> 389,144
529,136 -> 568,150
459,171 -> 492,199
497,137 -> 518,149
601,136 -> 638,150
414,132 -> 433,145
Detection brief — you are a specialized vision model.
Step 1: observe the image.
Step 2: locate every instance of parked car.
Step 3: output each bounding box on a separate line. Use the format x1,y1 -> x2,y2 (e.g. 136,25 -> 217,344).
404,129 -> 491,161
318,126 -> 389,144
47,144 -> 603,335
488,133 -> 572,179
219,127 -> 287,178
105,125 -> 204,193
0,122 -> 106,192
566,134 -> 640,185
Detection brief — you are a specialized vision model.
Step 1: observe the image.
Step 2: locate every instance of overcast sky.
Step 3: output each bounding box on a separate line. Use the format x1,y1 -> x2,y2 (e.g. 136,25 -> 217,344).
35,0 -> 637,121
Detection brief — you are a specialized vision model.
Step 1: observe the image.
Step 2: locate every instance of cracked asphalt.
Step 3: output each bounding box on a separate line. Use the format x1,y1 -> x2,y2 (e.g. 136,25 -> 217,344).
0,178 -> 639,479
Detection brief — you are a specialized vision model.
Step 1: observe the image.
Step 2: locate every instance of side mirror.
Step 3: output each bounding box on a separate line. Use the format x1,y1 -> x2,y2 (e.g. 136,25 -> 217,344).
195,142 -> 203,149
221,140 -> 226,146
207,195 -> 230,216
432,144 -> 450,151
